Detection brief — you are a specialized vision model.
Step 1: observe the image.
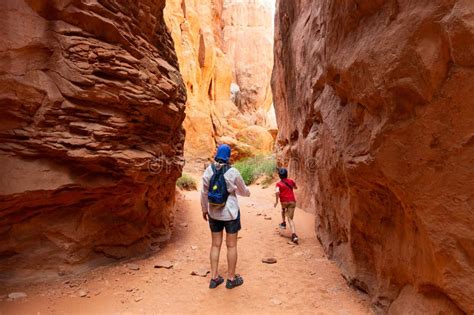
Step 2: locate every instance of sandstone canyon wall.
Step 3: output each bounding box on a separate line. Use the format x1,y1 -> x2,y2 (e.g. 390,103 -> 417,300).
165,0 -> 275,161
272,0 -> 474,313
0,0 -> 186,281
222,0 -> 275,115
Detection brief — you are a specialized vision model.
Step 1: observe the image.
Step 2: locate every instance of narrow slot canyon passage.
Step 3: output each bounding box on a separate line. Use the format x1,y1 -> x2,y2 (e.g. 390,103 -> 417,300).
1,0 -> 372,313
0,0 -> 473,314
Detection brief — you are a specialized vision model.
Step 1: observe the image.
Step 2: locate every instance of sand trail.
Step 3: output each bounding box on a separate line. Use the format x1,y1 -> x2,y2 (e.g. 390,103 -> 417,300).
0,184 -> 371,314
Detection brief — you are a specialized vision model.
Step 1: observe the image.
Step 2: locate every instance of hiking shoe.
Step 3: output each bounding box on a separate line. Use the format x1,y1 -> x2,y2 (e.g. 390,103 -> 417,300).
291,233 -> 299,244
209,275 -> 224,289
279,222 -> 286,229
226,275 -> 244,289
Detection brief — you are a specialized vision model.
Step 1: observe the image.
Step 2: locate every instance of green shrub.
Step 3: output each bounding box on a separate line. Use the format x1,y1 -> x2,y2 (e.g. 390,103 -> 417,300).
176,173 -> 198,191
233,155 -> 276,185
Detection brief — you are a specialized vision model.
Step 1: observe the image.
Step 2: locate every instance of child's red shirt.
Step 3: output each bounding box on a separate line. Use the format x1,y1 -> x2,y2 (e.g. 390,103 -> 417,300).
276,178 -> 296,202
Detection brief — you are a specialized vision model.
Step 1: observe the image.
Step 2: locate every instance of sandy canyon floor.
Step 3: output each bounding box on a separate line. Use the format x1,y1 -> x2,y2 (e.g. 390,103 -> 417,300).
0,183 -> 371,314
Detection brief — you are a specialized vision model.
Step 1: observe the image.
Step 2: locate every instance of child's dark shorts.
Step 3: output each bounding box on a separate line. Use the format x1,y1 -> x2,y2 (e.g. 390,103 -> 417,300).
281,202 -> 296,219
209,211 -> 241,234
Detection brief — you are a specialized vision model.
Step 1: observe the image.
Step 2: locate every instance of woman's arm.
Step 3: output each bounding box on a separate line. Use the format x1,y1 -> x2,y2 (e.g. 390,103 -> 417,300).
200,167 -> 212,220
234,172 -> 250,197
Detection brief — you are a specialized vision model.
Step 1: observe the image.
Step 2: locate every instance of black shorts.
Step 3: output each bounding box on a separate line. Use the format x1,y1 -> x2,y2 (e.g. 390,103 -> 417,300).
208,211 -> 241,234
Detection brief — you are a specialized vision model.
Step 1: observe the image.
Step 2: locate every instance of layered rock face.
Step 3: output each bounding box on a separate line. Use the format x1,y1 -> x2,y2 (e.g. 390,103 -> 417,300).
165,0 -> 232,160
0,0 -> 186,281
165,0 -> 275,161
222,0 -> 274,115
272,0 -> 474,313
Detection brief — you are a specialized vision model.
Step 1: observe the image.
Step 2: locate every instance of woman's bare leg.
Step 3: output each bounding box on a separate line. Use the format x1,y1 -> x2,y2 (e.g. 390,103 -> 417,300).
226,232 -> 238,280
210,231 -> 223,279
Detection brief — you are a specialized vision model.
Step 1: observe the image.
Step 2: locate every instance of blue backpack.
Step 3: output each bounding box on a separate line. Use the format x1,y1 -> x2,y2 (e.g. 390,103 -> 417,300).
208,164 -> 230,207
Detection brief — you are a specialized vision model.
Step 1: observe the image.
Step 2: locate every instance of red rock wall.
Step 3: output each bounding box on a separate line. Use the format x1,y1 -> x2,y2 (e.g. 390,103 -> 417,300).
272,0 -> 474,313
165,0 -> 276,162
0,0 -> 186,281
222,0 -> 275,114
165,0 -> 233,160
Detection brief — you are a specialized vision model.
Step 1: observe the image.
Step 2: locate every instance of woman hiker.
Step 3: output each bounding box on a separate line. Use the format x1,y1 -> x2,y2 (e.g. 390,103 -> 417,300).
201,144 -> 250,289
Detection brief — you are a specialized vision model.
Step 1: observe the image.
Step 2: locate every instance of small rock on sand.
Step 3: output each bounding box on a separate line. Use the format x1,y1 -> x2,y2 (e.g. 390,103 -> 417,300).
8,292 -> 27,300
64,279 -> 86,288
191,268 -> 210,277
270,298 -> 282,305
191,245 -> 198,250
154,260 -> 173,269
78,290 -> 88,298
150,243 -> 161,251
264,216 -> 272,220
262,257 -> 277,264
179,223 -> 188,228
135,297 -> 144,302
127,263 -> 140,271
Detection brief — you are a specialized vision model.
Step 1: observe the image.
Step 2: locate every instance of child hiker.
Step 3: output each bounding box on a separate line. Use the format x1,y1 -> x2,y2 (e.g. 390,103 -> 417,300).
274,168 -> 299,244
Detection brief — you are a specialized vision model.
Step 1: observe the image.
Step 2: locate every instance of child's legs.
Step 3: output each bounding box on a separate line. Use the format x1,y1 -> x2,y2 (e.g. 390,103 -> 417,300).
285,203 -> 297,234
287,217 -> 296,234
281,208 -> 286,223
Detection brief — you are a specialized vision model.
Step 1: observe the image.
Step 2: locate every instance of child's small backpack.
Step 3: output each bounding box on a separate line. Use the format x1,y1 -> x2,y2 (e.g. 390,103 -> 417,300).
208,164 -> 230,207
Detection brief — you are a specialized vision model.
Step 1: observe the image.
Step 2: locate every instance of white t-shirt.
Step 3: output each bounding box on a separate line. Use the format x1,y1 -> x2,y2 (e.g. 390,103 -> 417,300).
200,163 -> 250,221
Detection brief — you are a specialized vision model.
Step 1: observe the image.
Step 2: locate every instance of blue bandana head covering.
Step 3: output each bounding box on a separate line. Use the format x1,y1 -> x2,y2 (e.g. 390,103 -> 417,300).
214,144 -> 231,163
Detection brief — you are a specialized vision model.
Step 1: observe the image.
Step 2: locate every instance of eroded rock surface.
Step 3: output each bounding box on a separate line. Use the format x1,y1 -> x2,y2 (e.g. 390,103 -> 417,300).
165,0 -> 275,161
0,0 -> 186,282
272,0 -> 474,313
222,0 -> 275,114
